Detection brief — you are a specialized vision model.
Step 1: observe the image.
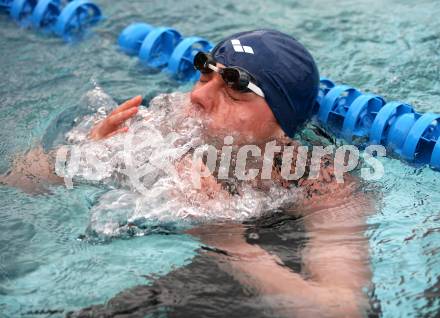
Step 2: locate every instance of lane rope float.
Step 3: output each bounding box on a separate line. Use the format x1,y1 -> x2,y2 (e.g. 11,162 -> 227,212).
1,0 -> 102,42
118,22 -> 213,82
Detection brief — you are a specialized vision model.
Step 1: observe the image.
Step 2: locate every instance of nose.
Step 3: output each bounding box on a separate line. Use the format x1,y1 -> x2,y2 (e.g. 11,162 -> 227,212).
190,74 -> 223,113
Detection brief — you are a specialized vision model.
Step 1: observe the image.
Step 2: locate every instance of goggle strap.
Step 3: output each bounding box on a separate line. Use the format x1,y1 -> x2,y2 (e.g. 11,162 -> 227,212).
247,82 -> 265,98
208,64 -> 219,72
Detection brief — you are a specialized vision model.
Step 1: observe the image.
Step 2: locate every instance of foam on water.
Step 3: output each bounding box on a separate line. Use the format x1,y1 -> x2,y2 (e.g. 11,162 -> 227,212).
56,88 -> 301,238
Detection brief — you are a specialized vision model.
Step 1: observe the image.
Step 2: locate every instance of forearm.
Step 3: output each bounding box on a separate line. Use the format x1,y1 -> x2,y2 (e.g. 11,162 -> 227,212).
189,224 -> 363,318
0,146 -> 63,194
221,243 -> 362,318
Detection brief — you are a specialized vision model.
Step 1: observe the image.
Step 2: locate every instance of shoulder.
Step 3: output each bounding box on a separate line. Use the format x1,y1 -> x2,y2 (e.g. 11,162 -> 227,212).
271,138 -> 364,213
298,153 -> 357,201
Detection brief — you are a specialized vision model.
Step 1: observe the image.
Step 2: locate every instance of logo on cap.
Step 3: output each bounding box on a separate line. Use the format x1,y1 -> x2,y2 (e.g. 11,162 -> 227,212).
231,39 -> 254,54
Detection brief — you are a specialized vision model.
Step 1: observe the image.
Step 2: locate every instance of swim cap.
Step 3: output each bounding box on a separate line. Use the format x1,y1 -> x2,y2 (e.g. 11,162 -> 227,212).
212,29 -> 320,138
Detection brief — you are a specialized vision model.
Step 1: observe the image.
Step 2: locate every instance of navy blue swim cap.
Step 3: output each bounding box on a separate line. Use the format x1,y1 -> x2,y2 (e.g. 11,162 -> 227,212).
212,29 -> 320,138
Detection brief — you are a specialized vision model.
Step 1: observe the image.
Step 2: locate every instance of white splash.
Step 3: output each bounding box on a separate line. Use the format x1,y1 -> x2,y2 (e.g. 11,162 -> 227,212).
58,88 -> 301,238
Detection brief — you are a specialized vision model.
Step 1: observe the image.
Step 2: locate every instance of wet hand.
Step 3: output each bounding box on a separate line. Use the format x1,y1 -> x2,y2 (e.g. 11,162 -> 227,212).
89,95 -> 142,140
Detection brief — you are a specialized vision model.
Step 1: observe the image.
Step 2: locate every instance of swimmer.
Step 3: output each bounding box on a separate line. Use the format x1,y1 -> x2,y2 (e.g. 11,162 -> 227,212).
2,30 -> 377,317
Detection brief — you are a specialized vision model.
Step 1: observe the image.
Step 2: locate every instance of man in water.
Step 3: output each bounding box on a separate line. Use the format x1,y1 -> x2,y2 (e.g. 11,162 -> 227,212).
2,30 -> 377,317
87,29 -> 376,317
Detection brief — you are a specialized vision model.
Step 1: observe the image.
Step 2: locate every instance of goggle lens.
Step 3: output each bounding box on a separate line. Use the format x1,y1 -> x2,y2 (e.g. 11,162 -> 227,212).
222,68 -> 250,92
221,68 -> 239,87
194,52 -> 213,74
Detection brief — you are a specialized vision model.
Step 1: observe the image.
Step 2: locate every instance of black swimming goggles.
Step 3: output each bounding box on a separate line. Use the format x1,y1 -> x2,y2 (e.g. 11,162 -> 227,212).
193,51 -> 265,98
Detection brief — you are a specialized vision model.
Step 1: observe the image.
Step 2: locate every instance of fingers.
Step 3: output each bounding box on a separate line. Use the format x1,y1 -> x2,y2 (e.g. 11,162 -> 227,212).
89,96 -> 141,141
106,126 -> 129,138
108,107 -> 138,127
111,95 -> 142,115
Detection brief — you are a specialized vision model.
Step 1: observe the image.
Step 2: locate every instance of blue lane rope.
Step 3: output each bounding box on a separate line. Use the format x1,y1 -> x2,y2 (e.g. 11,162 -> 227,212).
118,22 -> 213,82
316,78 -> 440,170
138,26 -> 182,68
341,93 -> 385,142
0,0 -> 102,41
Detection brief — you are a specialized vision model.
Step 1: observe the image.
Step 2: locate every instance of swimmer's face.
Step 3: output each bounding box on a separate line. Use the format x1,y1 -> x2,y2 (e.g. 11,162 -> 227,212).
190,63 -> 283,144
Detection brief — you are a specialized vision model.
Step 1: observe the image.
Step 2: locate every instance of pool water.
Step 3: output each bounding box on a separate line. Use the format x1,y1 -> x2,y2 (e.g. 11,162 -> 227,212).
1,0 -> 440,317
